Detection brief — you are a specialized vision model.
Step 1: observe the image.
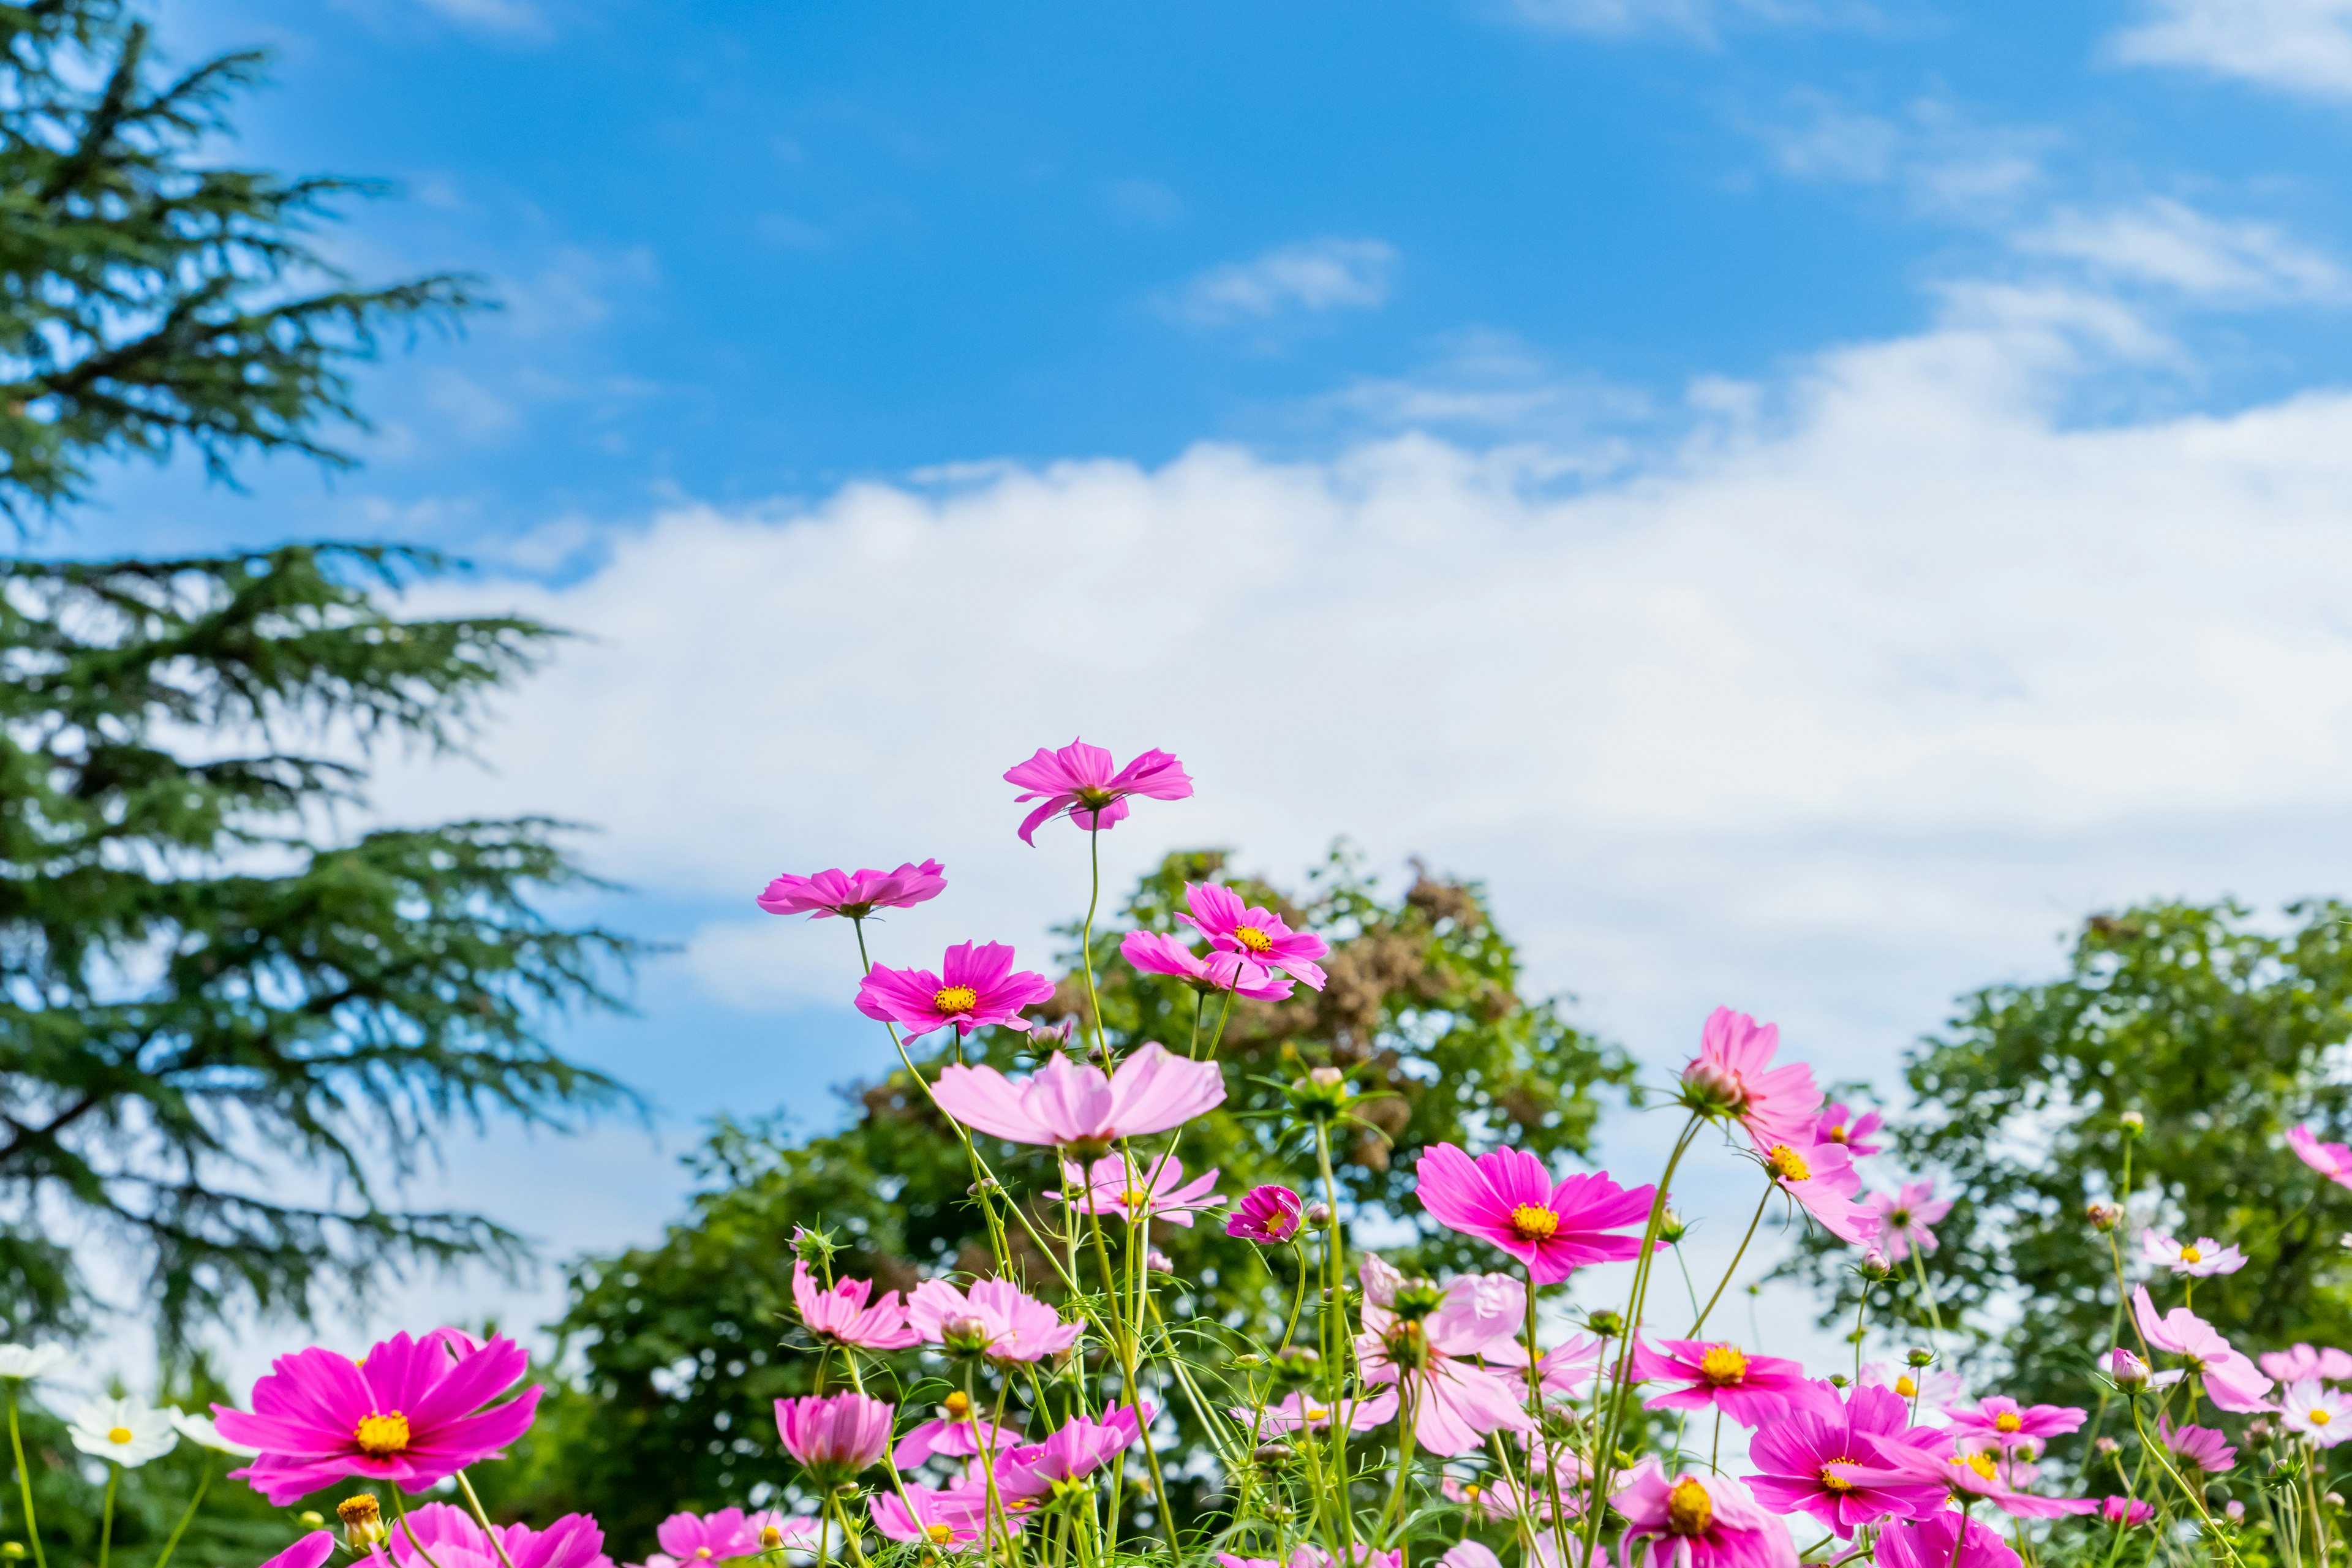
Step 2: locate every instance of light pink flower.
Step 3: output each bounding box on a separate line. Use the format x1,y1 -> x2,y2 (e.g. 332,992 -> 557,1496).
215,1330 -> 542,1504
2158,1415 -> 2236,1474
1439,1543 -> 1504,1568
1858,1362 -> 1963,1411
855,941 -> 1055,1040
1005,739 -> 1193,845
1355,1270 -> 1537,1456
1682,1008 -> 1822,1150
1874,1512 -> 2020,1568
1536,1335 -> 1605,1400
774,1392 -> 893,1483
1816,1102 -> 1883,1156
869,1487 -> 991,1550
640,1509 -> 785,1566
2263,1344 -> 2352,1384
1947,1396 -> 2085,1452
1611,1462 -> 1798,1568
1284,1547 -> 1404,1568
933,1042 -> 1224,1150
907,1279 -> 1082,1363
1176,883 -> 1330,991
1229,1390 -> 1399,1438
2138,1231 -> 2246,1278
1632,1339 -> 1809,1428
892,1406 -> 1024,1470
2132,1286 -> 2275,1412
2279,1379 -> 2352,1446
989,1403 -> 1152,1493
1863,1183 -> 1951,1263
1120,930 -> 1294,1000
1052,1153 -> 1223,1226
1752,1138 -> 1879,1248
1226,1185 -> 1305,1244
2290,1125 -> 2352,1189
1414,1143 -> 1656,1284
758,861 -> 944,921
792,1261 -> 919,1351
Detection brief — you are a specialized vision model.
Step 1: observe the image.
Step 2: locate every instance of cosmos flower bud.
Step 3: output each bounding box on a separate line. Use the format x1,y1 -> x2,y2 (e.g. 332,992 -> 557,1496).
2226,1501 -> 2246,1523
2247,1419 -> 2273,1441
1029,1017 -> 1077,1049
2095,1437 -> 2120,1455
299,1514 -> 326,1529
1857,1246 -> 1894,1281
2086,1202 -> 2122,1232
1272,1346 -> 1321,1385
1309,1066 -> 1345,1088
1231,1353 -> 1264,1368
1655,1207 -> 1688,1244
1587,1310 -> 1626,1337
1826,1374 -> 1849,1389
1289,1069 -> 1353,1120
1254,1441 -> 1294,1464
337,1495 -> 386,1548
938,1314 -> 994,1357
1303,1200 -> 1334,1228
1905,1347 -> 1935,1368
2120,1110 -> 2144,1134
3,1544 -> 23,1559
1145,1249 -> 1174,1275
1390,1278 -> 1448,1321
791,1225 -> 840,1268
966,1177 -> 1000,1196
2108,1348 -> 2152,1390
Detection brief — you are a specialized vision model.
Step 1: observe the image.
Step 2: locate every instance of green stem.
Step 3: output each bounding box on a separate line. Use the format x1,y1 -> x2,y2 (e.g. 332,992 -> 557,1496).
151,1464 -> 213,1568
2127,1400 -> 2245,1568
5,1386 -> 46,1568
455,1470 -> 519,1568
1082,829 -> 1108,1060
392,1491 -> 454,1568
97,1464 -> 118,1568
1313,1121 -> 1357,1563
1907,1244 -> 1945,1339
1687,1182 -> 1773,1337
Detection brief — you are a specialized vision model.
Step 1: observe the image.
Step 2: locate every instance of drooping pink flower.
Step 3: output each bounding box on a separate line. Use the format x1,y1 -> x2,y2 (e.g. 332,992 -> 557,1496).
2101,1497 -> 2155,1526
2290,1124 -> 2352,1189
774,1392 -> 894,1483
1226,1185 -> 1305,1244
1863,1183 -> 1951,1263
1816,1102 -> 1883,1156
1052,1153 -> 1223,1226
892,1402 -> 1024,1470
856,941 -> 1055,1040
870,1486 -> 992,1550
1681,1007 -> 1822,1150
1752,1138 -> 1880,1248
1120,931 -> 1294,1000
1858,1362 -> 1963,1411
1853,1433 -> 2096,1518
260,1535 -> 335,1568
1874,1512 -> 2021,1568
1414,1143 -> 1656,1284
1230,1390 -> 1399,1438
933,1042 -> 1224,1150
214,1330 -> 543,1504
1355,1269 -> 1537,1457
992,1403 -> 1152,1491
1743,1381 -> 1946,1537
2132,1287 -> 2275,1412
1632,1339 -> 1810,1428
1536,1335 -> 1605,1400
2138,1231 -> 2247,1278
1176,883 -> 1331,991
2263,1344 -> 2352,1384
758,861 -> 945,921
1947,1396 -> 2086,1452
2278,1379 -> 2352,1446
906,1279 -> 1082,1362
1611,1462 -> 1798,1568
793,1261 -> 919,1351
2158,1415 -> 2236,1473
1005,739 -> 1193,845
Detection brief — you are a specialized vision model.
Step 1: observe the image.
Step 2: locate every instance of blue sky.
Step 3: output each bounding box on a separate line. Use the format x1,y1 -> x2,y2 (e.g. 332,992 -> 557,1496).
69,0 -> 2352,1369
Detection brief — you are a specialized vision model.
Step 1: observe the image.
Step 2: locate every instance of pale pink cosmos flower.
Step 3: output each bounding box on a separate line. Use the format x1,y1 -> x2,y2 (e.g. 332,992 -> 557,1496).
1354,1267 -> 1536,1456
1611,1462 -> 1798,1568
2132,1286 -> 2275,1412
1874,1512 -> 2021,1568
1681,1008 -> 1822,1150
2158,1415 -> 2236,1473
1176,883 -> 1330,991
933,1042 -> 1224,1151
1815,1102 -> 1883,1156
1120,930 -> 1293,1000
869,1487 -> 992,1550
2263,1343 -> 2352,1384
792,1261 -> 919,1351
1858,1361 -> 1963,1411
1226,1184 -> 1305,1244
2279,1379 -> 2352,1446
1751,1137 -> 1879,1248
892,1404 -> 1024,1470
758,861 -> 945,921
907,1279 -> 1082,1362
1230,1389 -> 1398,1438
984,1403 -> 1152,1498
637,1508 -> 774,1567
1947,1396 -> 2085,1452
2105,1346 -> 2182,1393
856,941 -> 1055,1041
2138,1230 -> 2247,1277
1005,739 -> 1193,846
1052,1153 -> 1223,1226
1414,1143 -> 1656,1284
1632,1339 -> 1809,1428
1863,1182 -> 1951,1263
774,1392 -> 893,1484
1439,1543 -> 1504,1568
2290,1125 -> 2352,1189
1535,1335 -> 1605,1400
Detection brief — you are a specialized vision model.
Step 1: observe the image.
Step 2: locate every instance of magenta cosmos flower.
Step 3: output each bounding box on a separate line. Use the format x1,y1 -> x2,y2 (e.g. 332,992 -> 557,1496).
933,1041 -> 1224,1152
774,1391 -> 893,1485
1816,1102 -> 1883,1156
1415,1143 -> 1656,1284
1121,930 -> 1294,1000
1355,1265 -> 1536,1456
636,1509 -> 804,1568
2290,1124 -> 2352,1188
1227,1184 -> 1305,1244
2132,1286 -> 2275,1412
1874,1512 -> 2021,1568
907,1278 -> 1082,1363
870,1486 -> 990,1550
1612,1463 -> 1798,1568
214,1330 -> 542,1504
1854,1436 -> 2095,1519
1175,883 -> 1330,990
978,1403 -> 1154,1504
2158,1414 -> 2235,1473
386,1504 -> 612,1568
2263,1343 -> 2352,1383
856,941 -> 1055,1040
1863,1182 -> 1952,1263
2100,1497 -> 2155,1526
1633,1339 -> 1809,1428
2138,1230 -> 2247,1277
1752,1137 -> 1878,1248
1947,1396 -> 2085,1452
1743,1381 -> 1945,1537
793,1260 -> 919,1351
1053,1153 -> 1222,1226
757,860 -> 945,920
891,1395 -> 1022,1470
260,1536 -> 335,1568
1681,1007 -> 1822,1150
1005,738 -> 1193,845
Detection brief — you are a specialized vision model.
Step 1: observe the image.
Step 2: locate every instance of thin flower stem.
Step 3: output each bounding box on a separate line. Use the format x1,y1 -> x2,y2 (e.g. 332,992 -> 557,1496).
1086,1204 -> 1173,1542
392,1490 -> 454,1568
1383,1392 -> 1421,1538
150,1463 -> 213,1568
1907,1245 -> 1945,1340
1687,1182 -> 1774,1337
1082,829 -> 1109,1060
1197,984 -> 1238,1063
97,1463 -> 118,1568
455,1469 -> 520,1568
1852,1281 -> 1871,1382
1522,1265 -> 1577,1568
2127,1399 -> 2245,1568
1313,1120 -> 1359,1563
6,1385 -> 48,1568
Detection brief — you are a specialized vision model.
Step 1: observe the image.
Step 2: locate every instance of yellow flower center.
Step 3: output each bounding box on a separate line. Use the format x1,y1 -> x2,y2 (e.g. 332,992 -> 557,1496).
1698,1345 -> 1747,1385
2180,1245 -> 2203,1264
1510,1204 -> 1560,1240
933,986 -> 979,1014
924,1525 -> 954,1545
1233,925 -> 1275,954
2315,1409 -> 2334,1427
354,1412 -> 411,1457
1463,1484 -> 1482,1501
1667,1477 -> 1714,1536
943,1391 -> 971,1418
107,1427 -> 132,1445
1306,1406 -> 1328,1420
1895,1376 -> 1917,1397
1124,1189 -> 1152,1210
1766,1144 -> 1811,1183
1954,1452 -> 1999,1482
695,1551 -> 712,1559
1820,1463 -> 1856,1494
1827,1125 -> 1849,1144
1994,1412 -> 2023,1434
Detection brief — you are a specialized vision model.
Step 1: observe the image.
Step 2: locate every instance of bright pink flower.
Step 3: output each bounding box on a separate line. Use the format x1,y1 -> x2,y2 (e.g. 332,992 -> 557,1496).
1414,1144 -> 1656,1284
2279,1379 -> 2352,1446
1743,1381 -> 1945,1536
643,1509 -> 780,1565
870,1487 -> 991,1550
1752,1138 -> 1879,1248
2101,1497 -> 2155,1526
384,1504 -> 613,1568
1356,1269 -> 1536,1456
774,1392 -> 893,1483
1874,1512 -> 2021,1568
933,1042 -> 1224,1150
2158,1415 -> 2236,1474
1863,1183 -> 1951,1263
1120,930 -> 1294,1000
1612,1462 -> 1797,1568
261,1536 -> 335,1568
1052,1153 -> 1223,1226
1632,1338 -> 1809,1428
1005,739 -> 1193,845
1681,1007 -> 1822,1149
906,1278 -> 1082,1362
758,861 -> 944,920
2263,1344 -> 2352,1384
1854,1433 -> 2097,1518
1230,1390 -> 1399,1438
215,1330 -> 541,1504
856,941 -> 1055,1040
1176,883 -> 1330,991
1816,1102 -> 1883,1156
2290,1124 -> 2352,1189
2132,1287 -> 2275,1412
993,1403 -> 1152,1491
1947,1396 -> 2086,1452
793,1261 -> 919,1351
891,1408 -> 1025,1471
1226,1185 -> 1305,1244
2138,1230 -> 2246,1277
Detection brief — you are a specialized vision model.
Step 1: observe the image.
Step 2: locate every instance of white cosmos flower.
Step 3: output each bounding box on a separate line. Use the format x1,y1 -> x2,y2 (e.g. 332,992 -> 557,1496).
0,1344 -> 70,1382
2280,1379 -> 2352,1449
66,1397 -> 179,1468
168,1409 -> 259,1456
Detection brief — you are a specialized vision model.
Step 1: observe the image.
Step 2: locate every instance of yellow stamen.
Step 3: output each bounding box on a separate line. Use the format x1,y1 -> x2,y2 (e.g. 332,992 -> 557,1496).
1124,1189 -> 1152,1209
1698,1345 -> 1747,1385
1232,925 -> 1275,954
107,1427 -> 132,1445
2315,1409 -> 2334,1427
1820,1464 -> 1856,1494
1463,1484 -> 1482,1501
924,1525 -> 954,1545
1667,1477 -> 1714,1536
1765,1144 -> 1811,1183
1509,1204 -> 1560,1241
1895,1376 -> 1917,1397
695,1551 -> 712,1559
1827,1125 -> 1849,1144
942,1390 -> 971,1418
933,986 -> 979,1014
2180,1245 -> 2203,1264
1954,1452 -> 1999,1482
1306,1406 -> 1328,1421
354,1412 -> 410,1457
1994,1412 -> 2023,1434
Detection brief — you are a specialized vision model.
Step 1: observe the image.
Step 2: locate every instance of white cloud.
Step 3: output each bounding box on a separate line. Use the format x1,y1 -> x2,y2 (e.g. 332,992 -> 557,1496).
1748,96 -> 2049,219
2111,0 -> 2352,100
1164,238 -> 1399,325
1496,0 -> 1874,37
2021,198 -> 2348,302
426,369 -> 521,442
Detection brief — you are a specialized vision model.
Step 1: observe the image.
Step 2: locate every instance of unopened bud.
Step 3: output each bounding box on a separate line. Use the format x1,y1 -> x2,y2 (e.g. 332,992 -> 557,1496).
940,1314 -> 993,1357
1273,1346 -> 1321,1385
2086,1202 -> 2122,1232
2108,1348 -> 2152,1390
299,1513 -> 326,1529
967,1177 -> 1000,1196
1826,1374 -> 1849,1389
1231,1353 -> 1264,1368
790,1224 -> 840,1267
1657,1208 -> 1688,1245
1309,1066 -> 1345,1088
2328,1492 -> 2343,1509
1905,1348 -> 1935,1368
4,1545 -> 27,1560
1304,1200 -> 1334,1228
1254,1441 -> 1294,1464
1587,1310 -> 1626,1337
2226,1501 -> 2247,1523
1392,1278 -> 1447,1322
337,1495 -> 386,1548
1145,1249 -> 1174,1275
2095,1437 -> 2120,1455
2248,1419 -> 2274,1441
2120,1110 -> 2144,1134
1857,1246 -> 1894,1281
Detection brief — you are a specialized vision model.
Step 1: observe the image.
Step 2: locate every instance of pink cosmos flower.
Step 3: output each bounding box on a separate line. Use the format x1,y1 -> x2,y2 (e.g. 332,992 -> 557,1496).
1681,1007 -> 1822,1150
1874,1513 -> 2021,1568
637,1509 -> 796,1567
2263,1344 -> 2352,1384
1632,1339 -> 1810,1428
2138,1231 -> 2247,1278
1816,1102 -> 1883,1156
1230,1390 -> 1400,1438
792,1261 -> 919,1351
1743,1381 -> 1946,1537
1859,1362 -> 1963,1411
1120,931 -> 1294,1000
1853,1433 -> 2096,1518
1947,1396 -> 2085,1452
1355,1268 -> 1537,1457
1286,1547 -> 1405,1568
1752,1138 -> 1879,1248
215,1330 -> 543,1504
856,941 -> 1055,1040
1414,1143 -> 1656,1284
933,1042 -> 1224,1151
870,1487 -> 991,1550
774,1392 -> 893,1483
757,861 -> 945,921
385,1504 -> 616,1568
2279,1379 -> 2352,1446
2157,1415 -> 2236,1473
1442,1455 -> 1585,1524
1440,1544 -> 1504,1568
1863,1183 -> 1952,1264
1227,1185 -> 1305,1244
1176,883 -> 1331,991
892,1403 -> 1024,1470
1005,739 -> 1193,846
1052,1153 -> 1223,1226
1611,1462 -> 1798,1568
2289,1125 -> 2352,1189
989,1403 -> 1152,1494
2100,1497 -> 2154,1526
262,1536 -> 334,1568
906,1279 -> 1082,1362
1536,1336 -> 1605,1401
2132,1287 -> 2275,1412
